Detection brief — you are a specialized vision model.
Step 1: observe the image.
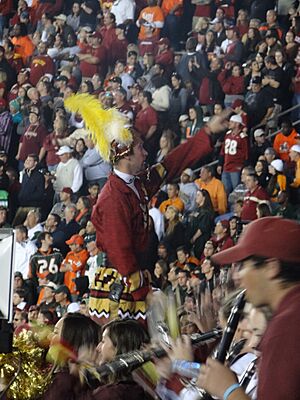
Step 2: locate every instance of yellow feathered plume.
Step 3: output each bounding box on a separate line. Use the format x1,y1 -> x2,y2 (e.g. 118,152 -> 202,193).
64,93 -> 132,162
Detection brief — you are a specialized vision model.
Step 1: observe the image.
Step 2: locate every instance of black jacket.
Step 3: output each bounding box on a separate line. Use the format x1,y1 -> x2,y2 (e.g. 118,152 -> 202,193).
18,168 -> 45,207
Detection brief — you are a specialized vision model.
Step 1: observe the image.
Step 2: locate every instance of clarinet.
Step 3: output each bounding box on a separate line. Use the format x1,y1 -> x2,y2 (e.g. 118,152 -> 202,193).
239,358 -> 258,392
84,329 -> 222,385
198,289 -> 246,400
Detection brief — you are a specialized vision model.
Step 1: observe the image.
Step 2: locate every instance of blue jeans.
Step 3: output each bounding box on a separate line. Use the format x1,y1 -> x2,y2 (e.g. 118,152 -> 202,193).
222,171 -> 241,195
163,14 -> 181,50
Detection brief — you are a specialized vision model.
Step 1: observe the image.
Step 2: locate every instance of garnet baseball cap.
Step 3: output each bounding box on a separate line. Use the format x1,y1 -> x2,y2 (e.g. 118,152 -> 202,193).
66,234 -> 84,246
61,187 -> 73,195
158,37 -> 170,46
232,99 -> 243,109
212,217 -> 300,265
89,31 -> 102,40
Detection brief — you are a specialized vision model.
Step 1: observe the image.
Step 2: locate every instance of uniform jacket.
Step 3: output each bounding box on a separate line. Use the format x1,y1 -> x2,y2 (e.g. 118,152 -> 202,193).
92,128 -> 212,277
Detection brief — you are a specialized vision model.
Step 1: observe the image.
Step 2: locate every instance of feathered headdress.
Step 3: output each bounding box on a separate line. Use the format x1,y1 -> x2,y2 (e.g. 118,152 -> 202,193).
64,93 -> 133,162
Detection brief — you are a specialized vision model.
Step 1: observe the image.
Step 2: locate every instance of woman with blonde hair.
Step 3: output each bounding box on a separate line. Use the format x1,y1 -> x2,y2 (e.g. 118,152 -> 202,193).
156,129 -> 175,162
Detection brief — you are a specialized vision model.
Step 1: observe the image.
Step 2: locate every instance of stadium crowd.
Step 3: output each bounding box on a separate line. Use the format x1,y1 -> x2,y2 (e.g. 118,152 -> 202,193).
1,0 -> 300,398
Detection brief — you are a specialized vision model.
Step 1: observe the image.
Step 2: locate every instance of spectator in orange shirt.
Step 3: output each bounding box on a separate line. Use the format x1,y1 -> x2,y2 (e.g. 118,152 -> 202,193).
273,119 -> 298,162
136,0 -> 164,41
60,234 -> 89,297
195,165 -> 227,215
175,245 -> 200,268
159,183 -> 185,214
10,23 -> 35,65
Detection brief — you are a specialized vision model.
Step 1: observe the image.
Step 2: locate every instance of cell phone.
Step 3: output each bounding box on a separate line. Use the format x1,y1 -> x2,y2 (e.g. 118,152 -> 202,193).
108,280 -> 124,302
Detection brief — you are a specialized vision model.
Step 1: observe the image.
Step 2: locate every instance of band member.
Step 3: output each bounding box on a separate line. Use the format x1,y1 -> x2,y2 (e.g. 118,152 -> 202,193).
64,94 -> 230,324
197,217 -> 300,400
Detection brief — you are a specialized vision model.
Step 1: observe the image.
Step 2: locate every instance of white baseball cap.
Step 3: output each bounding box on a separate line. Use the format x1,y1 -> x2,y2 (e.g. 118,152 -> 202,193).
290,144 -> 300,153
229,114 -> 243,125
44,281 -> 58,291
56,146 -> 73,156
67,302 -> 80,313
270,159 -> 284,172
178,114 -> 189,123
182,168 -> 193,178
54,14 -> 67,22
254,128 -> 265,138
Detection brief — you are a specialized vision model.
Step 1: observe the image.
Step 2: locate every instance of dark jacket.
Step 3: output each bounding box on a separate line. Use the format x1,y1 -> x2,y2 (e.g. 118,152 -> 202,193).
18,168 -> 45,207
60,219 -> 80,240
0,172 -> 9,191
190,66 -> 224,106
43,371 -> 145,400
176,50 -> 208,83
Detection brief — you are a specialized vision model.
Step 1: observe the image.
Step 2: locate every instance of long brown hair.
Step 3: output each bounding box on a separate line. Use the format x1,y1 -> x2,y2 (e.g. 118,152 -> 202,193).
101,319 -> 149,383
165,205 -> 180,234
197,188 -> 214,211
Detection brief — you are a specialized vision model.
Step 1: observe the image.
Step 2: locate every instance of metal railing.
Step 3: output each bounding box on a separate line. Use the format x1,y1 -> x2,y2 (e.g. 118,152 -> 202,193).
252,103 -> 300,131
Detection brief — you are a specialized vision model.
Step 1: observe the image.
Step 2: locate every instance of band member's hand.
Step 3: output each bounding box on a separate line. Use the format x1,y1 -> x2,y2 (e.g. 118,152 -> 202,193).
187,311 -> 205,332
143,269 -> 152,284
69,345 -> 99,378
155,356 -> 172,380
196,358 -> 239,398
166,336 -> 193,363
206,109 -> 231,134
